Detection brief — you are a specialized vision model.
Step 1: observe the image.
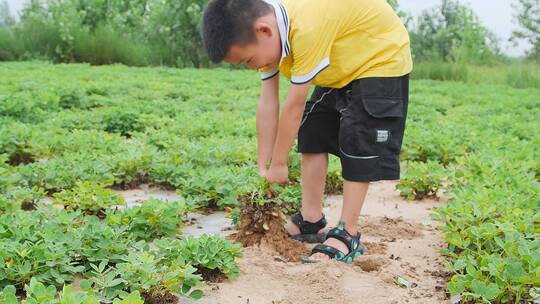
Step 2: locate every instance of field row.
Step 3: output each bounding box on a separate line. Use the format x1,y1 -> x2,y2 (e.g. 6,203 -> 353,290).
0,62 -> 539,302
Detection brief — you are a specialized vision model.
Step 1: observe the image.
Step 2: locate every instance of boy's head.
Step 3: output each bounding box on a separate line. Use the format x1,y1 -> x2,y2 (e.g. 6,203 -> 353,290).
201,0 -> 281,70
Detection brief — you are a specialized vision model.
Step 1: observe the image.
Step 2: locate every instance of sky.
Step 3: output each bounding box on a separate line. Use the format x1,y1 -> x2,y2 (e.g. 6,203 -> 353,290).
4,0 -> 532,56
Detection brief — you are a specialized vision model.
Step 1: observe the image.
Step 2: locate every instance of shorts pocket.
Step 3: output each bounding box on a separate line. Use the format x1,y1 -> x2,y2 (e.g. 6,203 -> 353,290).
361,97 -> 404,118
339,95 -> 405,158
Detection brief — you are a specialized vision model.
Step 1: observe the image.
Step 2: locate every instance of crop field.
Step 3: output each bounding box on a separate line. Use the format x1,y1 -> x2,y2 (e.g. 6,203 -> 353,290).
0,62 -> 539,303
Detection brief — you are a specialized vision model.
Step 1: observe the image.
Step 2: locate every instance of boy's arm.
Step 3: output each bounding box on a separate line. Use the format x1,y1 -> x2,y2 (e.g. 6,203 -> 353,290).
256,74 -> 280,176
267,82 -> 311,184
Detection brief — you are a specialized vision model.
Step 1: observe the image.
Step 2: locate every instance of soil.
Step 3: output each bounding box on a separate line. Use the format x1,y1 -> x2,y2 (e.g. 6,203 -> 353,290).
20,201 -> 37,211
186,180 -> 451,304
109,174 -> 149,190
231,202 -> 310,262
196,266 -> 227,283
359,215 -> 423,241
141,291 -> 178,304
117,181 -> 451,304
8,150 -> 35,166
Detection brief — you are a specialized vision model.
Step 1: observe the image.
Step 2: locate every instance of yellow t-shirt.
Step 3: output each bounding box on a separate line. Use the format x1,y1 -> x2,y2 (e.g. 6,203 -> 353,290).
260,0 -> 413,88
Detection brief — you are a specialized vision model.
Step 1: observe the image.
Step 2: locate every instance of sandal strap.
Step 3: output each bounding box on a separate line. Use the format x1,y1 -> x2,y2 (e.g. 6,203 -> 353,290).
325,225 -> 360,253
311,244 -> 344,259
291,212 -> 327,235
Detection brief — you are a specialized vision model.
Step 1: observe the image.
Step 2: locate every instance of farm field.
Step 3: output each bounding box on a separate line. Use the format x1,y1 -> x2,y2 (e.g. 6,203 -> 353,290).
0,62 -> 539,303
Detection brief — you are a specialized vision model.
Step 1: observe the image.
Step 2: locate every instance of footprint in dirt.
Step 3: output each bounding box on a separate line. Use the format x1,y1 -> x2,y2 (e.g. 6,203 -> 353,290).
354,256 -> 390,272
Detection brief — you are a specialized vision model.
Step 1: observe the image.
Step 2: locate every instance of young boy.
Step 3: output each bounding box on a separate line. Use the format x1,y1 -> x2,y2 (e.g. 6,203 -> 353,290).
202,0 -> 412,263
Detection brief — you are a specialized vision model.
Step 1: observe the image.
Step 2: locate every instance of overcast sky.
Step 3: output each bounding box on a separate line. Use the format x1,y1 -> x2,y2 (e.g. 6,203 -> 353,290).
4,0 -> 531,56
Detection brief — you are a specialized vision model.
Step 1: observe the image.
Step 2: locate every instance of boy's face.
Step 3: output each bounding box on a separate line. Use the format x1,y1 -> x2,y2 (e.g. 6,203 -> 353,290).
224,20 -> 281,71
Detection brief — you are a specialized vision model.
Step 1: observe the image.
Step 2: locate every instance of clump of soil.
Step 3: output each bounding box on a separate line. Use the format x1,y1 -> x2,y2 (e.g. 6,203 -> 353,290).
110,174 -> 149,190
8,150 -> 35,166
195,266 -> 226,283
20,201 -> 37,211
232,202 -> 309,262
141,291 -> 178,304
360,216 -> 422,241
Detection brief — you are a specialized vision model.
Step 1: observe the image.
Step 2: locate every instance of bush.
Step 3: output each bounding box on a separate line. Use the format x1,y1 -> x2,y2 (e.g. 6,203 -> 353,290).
396,161 -> 447,200
102,108 -> 145,137
412,62 -> 469,82
73,24 -> 149,66
106,198 -> 193,241
505,66 -> 540,89
52,181 -> 125,217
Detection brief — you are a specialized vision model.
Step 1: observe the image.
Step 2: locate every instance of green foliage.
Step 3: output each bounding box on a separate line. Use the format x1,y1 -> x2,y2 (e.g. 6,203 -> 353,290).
396,161 -> 446,200
504,65 -> 540,89
0,279 -> 140,303
511,0 -> 540,62
0,186 -> 46,212
24,277 -> 58,303
73,24 -> 148,66
102,108 -> 145,137
144,0 -> 208,67
401,79 -> 539,302
106,198 -> 193,241
1,62 -> 538,302
0,285 -> 18,304
409,0 -> 499,64
52,181 -> 125,216
0,0 -> 14,27
0,26 -> 21,61
411,62 -> 469,82
154,235 -> 243,280
0,203 -> 239,301
411,62 -> 540,89
0,0 -> 210,67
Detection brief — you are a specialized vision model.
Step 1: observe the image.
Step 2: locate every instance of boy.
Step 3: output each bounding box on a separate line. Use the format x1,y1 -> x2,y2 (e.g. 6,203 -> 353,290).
202,0 -> 412,263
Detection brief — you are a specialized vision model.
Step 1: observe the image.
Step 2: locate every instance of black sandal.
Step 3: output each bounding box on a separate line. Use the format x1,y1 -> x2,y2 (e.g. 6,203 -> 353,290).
302,221 -> 367,264
288,212 -> 328,243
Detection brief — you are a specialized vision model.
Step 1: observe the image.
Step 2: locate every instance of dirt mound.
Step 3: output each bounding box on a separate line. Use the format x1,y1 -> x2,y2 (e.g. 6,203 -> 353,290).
232,203 -> 309,262
360,216 -> 422,241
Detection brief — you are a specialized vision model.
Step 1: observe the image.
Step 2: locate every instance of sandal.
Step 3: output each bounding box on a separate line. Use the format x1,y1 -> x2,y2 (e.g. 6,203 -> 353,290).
302,221 -> 367,264
288,212 -> 328,243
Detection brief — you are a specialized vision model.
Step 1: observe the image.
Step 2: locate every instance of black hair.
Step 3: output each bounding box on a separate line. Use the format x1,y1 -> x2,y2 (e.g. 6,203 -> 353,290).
201,0 -> 272,63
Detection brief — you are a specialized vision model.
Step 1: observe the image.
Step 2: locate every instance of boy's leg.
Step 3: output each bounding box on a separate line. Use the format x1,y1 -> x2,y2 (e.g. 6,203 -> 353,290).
306,75 -> 409,262
285,153 -> 328,235
310,180 -> 369,260
287,86 -> 340,237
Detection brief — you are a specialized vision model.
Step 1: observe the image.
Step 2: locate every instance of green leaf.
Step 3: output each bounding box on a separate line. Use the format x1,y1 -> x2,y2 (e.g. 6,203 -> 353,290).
190,289 -> 203,300
79,279 -> 91,289
471,280 -> 500,300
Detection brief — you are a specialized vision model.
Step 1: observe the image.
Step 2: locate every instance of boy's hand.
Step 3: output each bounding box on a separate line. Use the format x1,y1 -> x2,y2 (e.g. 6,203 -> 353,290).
266,163 -> 289,185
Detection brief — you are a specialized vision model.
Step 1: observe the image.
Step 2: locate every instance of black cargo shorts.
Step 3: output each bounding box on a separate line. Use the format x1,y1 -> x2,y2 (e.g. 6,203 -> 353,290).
297,75 -> 409,182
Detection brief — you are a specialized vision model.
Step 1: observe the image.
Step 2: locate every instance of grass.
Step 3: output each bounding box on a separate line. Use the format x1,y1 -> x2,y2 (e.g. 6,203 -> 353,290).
412,62 -> 540,89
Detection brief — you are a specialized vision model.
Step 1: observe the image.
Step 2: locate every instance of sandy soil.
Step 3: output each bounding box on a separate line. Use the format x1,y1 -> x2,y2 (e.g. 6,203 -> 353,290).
181,181 -> 451,304
115,182 -> 451,303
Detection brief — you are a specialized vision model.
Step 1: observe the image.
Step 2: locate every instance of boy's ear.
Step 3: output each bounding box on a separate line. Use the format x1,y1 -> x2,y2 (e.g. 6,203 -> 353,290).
254,22 -> 273,38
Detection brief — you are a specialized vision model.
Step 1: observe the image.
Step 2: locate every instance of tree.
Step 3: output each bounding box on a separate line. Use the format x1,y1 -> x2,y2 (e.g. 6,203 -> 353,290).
511,0 -> 540,61
144,0 -> 208,67
387,0 -> 412,28
0,0 -> 14,26
409,0 -> 499,64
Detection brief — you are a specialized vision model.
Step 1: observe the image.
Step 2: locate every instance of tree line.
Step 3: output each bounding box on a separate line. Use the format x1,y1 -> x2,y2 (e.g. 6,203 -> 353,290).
0,0 -> 538,67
